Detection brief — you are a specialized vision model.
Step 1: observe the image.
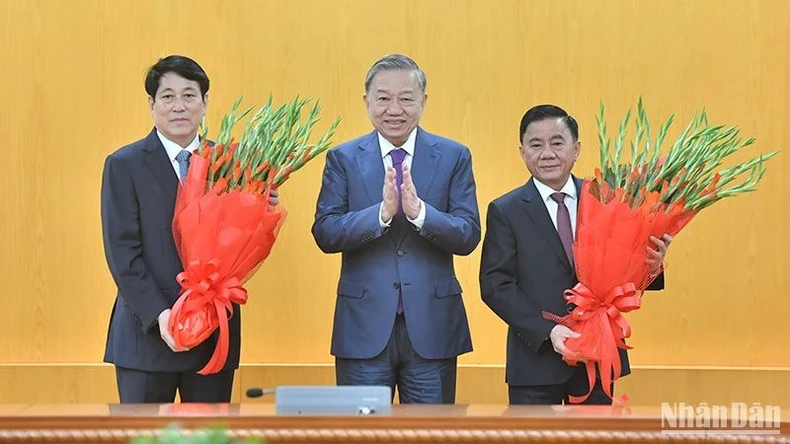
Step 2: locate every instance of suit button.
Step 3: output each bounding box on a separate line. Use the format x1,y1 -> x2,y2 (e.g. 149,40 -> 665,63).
393,282 -> 401,290
397,250 -> 404,256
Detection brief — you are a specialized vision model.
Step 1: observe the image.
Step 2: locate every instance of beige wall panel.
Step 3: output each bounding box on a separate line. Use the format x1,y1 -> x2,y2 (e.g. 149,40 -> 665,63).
0,0 -> 787,403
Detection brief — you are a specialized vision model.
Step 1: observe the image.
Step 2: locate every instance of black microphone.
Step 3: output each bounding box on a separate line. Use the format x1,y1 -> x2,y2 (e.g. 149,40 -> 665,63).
245,388 -> 275,398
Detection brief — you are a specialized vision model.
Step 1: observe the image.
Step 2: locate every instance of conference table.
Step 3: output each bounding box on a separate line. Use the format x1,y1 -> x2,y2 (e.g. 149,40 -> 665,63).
0,404 -> 787,443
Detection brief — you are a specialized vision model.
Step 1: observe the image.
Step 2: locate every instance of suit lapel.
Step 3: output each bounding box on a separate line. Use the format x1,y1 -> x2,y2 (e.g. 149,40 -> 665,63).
142,129 -> 178,199
356,131 -> 385,206
411,128 -> 440,196
573,175 -> 584,207
521,178 -> 573,272
573,175 -> 584,234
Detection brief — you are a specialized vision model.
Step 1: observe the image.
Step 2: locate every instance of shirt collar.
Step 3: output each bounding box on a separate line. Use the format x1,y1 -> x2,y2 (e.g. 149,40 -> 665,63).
156,130 -> 200,162
378,128 -> 418,159
533,176 -> 578,203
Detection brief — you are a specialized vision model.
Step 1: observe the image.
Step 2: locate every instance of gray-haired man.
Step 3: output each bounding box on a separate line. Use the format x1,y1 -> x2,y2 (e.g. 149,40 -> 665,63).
312,54 -> 481,403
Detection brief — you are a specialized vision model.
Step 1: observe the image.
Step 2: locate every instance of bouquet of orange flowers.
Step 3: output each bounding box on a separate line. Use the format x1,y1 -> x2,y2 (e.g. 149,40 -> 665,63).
170,96 -> 340,374
543,99 -> 777,402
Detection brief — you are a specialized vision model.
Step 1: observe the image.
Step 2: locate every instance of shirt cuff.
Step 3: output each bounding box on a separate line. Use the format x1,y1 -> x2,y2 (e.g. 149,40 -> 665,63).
379,202 -> 392,228
407,199 -> 426,229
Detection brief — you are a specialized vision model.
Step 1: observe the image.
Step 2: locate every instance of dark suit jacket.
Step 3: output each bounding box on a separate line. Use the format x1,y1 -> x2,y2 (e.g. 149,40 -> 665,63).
479,176 -> 663,386
100,128 -> 240,372
311,128 -> 481,360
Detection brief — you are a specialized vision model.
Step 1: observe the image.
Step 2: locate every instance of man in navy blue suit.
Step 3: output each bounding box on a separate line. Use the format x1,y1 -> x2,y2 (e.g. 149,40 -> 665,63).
101,55 -> 278,403
312,54 -> 481,404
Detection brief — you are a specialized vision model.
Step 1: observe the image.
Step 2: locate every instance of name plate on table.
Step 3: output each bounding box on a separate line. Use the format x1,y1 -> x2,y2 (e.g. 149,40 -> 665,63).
275,385 -> 392,415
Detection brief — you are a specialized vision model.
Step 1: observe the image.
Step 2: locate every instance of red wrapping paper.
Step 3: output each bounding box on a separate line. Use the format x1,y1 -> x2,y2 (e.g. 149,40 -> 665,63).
168,153 -> 285,375
543,176 -> 696,403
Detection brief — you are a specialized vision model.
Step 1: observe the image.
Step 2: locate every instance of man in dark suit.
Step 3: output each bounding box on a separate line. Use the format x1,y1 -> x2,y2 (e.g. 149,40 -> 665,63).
101,55 -> 278,403
479,104 -> 671,405
311,54 -> 481,404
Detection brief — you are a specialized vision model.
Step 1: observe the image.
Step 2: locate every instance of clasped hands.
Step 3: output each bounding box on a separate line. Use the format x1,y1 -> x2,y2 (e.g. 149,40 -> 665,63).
380,163 -> 421,222
549,233 -> 674,359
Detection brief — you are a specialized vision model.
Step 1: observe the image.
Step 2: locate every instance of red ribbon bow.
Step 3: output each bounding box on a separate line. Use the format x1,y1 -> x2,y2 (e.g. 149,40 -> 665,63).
562,282 -> 642,403
169,259 -> 248,375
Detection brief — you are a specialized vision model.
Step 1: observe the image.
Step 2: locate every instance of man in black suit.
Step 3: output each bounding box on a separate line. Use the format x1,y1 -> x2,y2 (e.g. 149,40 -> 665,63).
479,104 -> 670,405
100,55 -> 278,403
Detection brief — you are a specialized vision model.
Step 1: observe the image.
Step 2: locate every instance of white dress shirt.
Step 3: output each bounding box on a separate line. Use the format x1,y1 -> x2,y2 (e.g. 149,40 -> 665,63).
378,129 -> 427,229
532,176 -> 578,238
156,130 -> 200,181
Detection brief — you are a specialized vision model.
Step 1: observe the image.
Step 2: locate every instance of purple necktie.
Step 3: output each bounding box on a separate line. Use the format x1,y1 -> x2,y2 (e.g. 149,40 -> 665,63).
550,192 -> 574,267
390,148 -> 407,214
390,148 -> 407,314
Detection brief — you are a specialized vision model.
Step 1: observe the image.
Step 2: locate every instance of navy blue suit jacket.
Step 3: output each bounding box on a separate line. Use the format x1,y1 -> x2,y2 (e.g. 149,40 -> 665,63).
311,128 -> 481,360
101,129 -> 240,372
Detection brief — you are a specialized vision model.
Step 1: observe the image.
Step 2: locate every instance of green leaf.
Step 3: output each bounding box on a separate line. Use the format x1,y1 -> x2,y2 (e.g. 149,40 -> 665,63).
595,99 -> 777,212
202,94 -> 341,192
